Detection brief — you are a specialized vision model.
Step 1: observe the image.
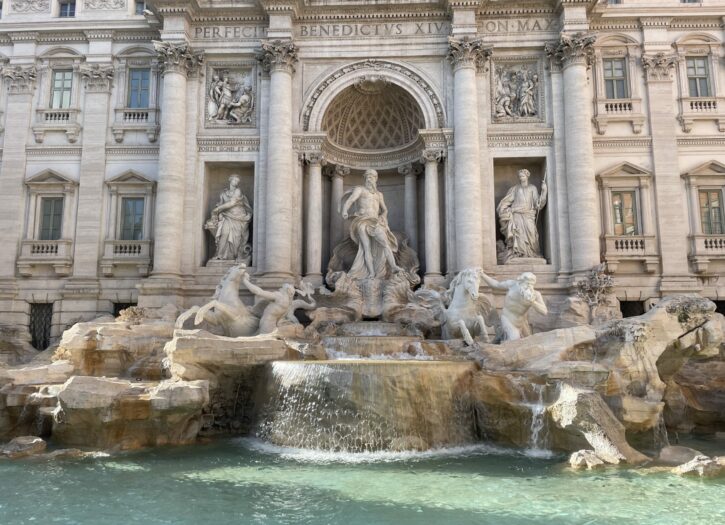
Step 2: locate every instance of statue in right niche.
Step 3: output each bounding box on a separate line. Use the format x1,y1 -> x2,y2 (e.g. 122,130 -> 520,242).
496,168 -> 547,262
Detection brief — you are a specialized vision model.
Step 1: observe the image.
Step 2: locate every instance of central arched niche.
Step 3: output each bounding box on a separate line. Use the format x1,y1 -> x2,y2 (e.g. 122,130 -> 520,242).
321,80 -> 425,151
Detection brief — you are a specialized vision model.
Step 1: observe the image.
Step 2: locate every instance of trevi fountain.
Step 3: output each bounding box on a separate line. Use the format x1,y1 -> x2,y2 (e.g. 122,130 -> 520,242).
1,1 -> 725,524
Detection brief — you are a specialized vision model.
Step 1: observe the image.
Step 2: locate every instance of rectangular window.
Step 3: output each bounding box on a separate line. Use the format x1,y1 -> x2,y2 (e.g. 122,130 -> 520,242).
612,190 -> 638,236
699,190 -> 724,235
58,0 -> 75,17
127,68 -> 151,109
134,0 -> 145,15
50,70 -> 73,109
686,57 -> 711,97
120,197 -> 144,240
603,58 -> 628,99
39,197 -> 64,241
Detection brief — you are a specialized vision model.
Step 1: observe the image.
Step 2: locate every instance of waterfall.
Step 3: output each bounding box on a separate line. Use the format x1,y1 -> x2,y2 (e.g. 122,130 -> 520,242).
256,360 -> 478,452
526,384 -> 548,454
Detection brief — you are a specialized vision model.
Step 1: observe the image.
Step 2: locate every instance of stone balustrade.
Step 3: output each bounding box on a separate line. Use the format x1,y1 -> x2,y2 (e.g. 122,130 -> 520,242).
16,239 -> 74,276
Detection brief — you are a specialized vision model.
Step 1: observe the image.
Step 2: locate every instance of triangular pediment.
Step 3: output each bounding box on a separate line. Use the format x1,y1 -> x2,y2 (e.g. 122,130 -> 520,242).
107,170 -> 154,185
25,169 -> 76,186
598,161 -> 651,180
684,160 -> 725,177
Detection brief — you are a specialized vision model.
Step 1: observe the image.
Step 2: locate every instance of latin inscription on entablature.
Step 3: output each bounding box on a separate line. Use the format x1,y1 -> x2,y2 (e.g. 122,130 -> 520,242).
297,21 -> 450,38
480,18 -> 559,34
193,26 -> 267,41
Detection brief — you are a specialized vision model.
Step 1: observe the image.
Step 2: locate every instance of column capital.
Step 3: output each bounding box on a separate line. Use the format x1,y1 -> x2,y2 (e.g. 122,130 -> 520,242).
153,40 -> 204,77
447,37 -> 493,72
398,163 -> 415,177
80,63 -> 114,93
302,151 -> 326,167
545,32 -> 596,69
257,39 -> 298,74
642,52 -> 678,82
421,148 -> 445,163
3,65 -> 37,94
328,164 -> 350,179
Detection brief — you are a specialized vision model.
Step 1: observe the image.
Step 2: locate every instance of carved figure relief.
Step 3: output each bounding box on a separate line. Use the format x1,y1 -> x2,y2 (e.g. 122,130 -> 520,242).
205,175 -> 253,265
206,67 -> 255,126
493,63 -> 541,121
11,0 -> 50,12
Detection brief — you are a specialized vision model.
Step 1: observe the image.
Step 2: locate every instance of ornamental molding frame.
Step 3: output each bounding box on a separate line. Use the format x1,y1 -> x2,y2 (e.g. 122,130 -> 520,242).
322,136 -> 426,171
677,136 -> 725,149
592,137 -> 652,151
487,130 -> 553,149
303,59 -> 446,132
106,146 -> 160,156
25,146 -> 82,157
196,136 -> 260,153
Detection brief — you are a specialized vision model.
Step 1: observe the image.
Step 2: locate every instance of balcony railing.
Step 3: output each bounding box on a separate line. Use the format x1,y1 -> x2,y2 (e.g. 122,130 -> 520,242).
33,108 -> 81,143
602,234 -> 658,273
679,97 -> 725,132
593,98 -> 644,134
17,239 -> 73,276
112,107 -> 160,143
688,234 -> 725,274
101,239 -> 152,276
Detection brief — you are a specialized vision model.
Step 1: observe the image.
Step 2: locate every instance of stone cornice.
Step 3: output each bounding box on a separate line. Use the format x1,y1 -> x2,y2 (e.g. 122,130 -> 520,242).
257,39 -> 298,74
545,32 -> 596,69
153,40 -> 204,76
447,36 -> 492,71
642,52 -> 677,83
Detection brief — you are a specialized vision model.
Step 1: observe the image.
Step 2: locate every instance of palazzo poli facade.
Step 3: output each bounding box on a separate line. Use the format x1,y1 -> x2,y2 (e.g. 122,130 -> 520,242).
1,0 -> 725,347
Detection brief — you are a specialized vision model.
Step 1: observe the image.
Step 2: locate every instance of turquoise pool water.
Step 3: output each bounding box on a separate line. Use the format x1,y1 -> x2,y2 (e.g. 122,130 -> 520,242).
0,438 -> 723,525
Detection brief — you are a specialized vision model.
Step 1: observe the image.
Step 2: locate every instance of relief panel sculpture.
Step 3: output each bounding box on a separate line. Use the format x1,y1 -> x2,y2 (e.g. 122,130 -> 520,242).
206,65 -> 255,126
492,61 -> 542,122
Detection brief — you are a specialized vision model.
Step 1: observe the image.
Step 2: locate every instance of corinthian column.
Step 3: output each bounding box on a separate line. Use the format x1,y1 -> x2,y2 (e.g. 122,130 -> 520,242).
151,41 -> 203,277
329,164 -> 350,253
546,33 -> 599,274
304,152 -> 325,285
422,148 -> 444,283
257,39 -> 298,278
447,37 -> 492,271
399,163 -> 419,251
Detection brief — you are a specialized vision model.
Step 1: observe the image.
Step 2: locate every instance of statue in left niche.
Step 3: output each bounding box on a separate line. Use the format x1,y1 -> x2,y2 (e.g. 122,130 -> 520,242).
207,69 -> 254,125
205,175 -> 253,265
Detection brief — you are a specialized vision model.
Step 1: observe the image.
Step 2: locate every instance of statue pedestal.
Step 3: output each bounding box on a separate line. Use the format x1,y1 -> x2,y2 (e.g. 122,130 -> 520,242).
503,257 -> 547,267
205,259 -> 238,271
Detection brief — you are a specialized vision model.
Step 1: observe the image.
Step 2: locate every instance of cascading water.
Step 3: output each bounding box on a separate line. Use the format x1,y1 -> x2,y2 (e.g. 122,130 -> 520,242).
525,384 -> 549,455
256,360 -> 478,452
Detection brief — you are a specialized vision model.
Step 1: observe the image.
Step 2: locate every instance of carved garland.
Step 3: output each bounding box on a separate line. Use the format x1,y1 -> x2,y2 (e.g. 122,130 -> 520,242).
303,59 -> 446,131
11,0 -> 49,12
84,0 -> 125,8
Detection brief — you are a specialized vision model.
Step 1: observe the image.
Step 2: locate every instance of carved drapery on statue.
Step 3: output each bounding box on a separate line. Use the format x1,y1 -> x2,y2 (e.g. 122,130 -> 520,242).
205,175 -> 253,265
497,169 -> 547,262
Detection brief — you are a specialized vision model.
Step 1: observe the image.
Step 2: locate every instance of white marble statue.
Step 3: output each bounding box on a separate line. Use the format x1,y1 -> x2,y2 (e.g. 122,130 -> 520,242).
205,175 -> 253,264
175,263 -> 258,337
496,169 -> 547,261
340,169 -> 403,279
441,268 -> 494,345
240,272 -> 316,334
479,271 -> 547,342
